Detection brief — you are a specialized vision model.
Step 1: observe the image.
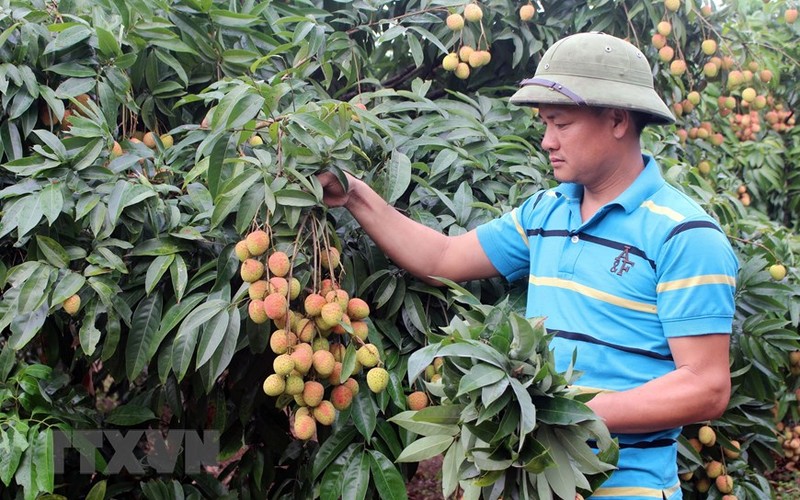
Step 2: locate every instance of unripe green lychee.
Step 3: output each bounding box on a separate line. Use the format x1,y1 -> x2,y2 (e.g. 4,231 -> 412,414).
351,321 -> 369,341
293,415 -> 316,440
284,375 -> 305,395
248,280 -> 269,300
664,0 -> 680,12
407,391 -> 429,411
347,298 -> 370,320
295,318 -> 315,343
320,247 -> 340,270
263,293 -> 288,320
367,367 -> 389,393
294,393 -> 307,407
63,294 -> 81,315
331,385 -> 354,410
344,377 -> 359,395
262,374 -> 286,396
328,362 -> 343,385
769,264 -> 787,280
303,380 -> 325,407
319,302 -> 344,329
312,350 -> 336,377
312,337 -> 330,352
315,316 -> 333,337
289,277 -> 301,300
442,53 -> 460,71
424,365 -> 436,381
433,357 -> 444,372
741,87 -> 757,103
356,344 -> 380,368
268,276 -> 289,297
446,13 -> 464,30
248,300 -> 269,324
270,329 -> 295,354
234,240 -> 251,262
705,460 -> 724,479
698,425 -> 716,446
273,353 -> 295,376
313,400 -> 337,426
268,251 -> 291,277
463,3 -> 482,22
245,230 -> 270,256
701,39 -> 717,55
290,343 -> 314,374
304,293 -> 327,317
240,259 -> 264,283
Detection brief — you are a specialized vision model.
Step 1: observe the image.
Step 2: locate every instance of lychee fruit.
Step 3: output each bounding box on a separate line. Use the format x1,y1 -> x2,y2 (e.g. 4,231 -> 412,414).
305,293 -> 327,316
698,425 -> 717,446
327,362 -> 343,385
290,343 -> 314,374
463,3 -> 483,22
240,259 -> 264,283
263,293 -> 288,320
331,385 -> 354,410
769,264 -> 787,281
519,3 -> 535,21
670,59 -> 687,76
329,343 -> 346,362
446,13 -> 464,30
245,230 -> 270,256
248,300 -> 269,324
723,440 -> 741,459
63,294 -> 81,315
664,0 -> 680,12
344,377 -> 359,395
284,375 -> 305,395
312,350 -> 336,377
296,318 -> 316,343
351,321 -> 369,341
248,280 -> 269,301
657,21 -> 672,36
143,131 -> 158,148
454,62 -> 470,80
367,367 -> 389,393
320,247 -> 340,270
111,141 -> 123,158
407,391 -> 429,410
312,337 -> 330,352
326,289 -> 350,310
346,298 -> 370,320
705,460 -> 724,478
356,344 -> 380,368
313,400 -> 337,426
268,276 -> 289,297
715,474 -> 733,494
701,39 -> 717,55
268,251 -> 291,277
262,374 -> 285,396
458,45 -> 474,62
273,353 -> 295,376
293,415 -> 316,440
319,302 -> 344,329
270,329 -> 296,354
234,240 -> 251,261
303,380 -> 325,407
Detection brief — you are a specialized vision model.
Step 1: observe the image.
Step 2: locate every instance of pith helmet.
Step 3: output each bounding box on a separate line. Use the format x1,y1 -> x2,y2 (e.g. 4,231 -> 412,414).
510,32 -> 675,125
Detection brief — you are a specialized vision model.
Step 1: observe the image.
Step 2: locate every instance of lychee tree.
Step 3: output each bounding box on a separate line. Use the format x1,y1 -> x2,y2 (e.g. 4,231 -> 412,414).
0,0 -> 798,499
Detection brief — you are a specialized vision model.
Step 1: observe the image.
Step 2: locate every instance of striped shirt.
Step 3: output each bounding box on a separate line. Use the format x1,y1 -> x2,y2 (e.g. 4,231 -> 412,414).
476,155 -> 738,499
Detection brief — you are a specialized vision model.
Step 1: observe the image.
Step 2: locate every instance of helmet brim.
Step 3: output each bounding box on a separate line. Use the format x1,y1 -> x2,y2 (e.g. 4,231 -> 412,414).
510,74 -> 675,125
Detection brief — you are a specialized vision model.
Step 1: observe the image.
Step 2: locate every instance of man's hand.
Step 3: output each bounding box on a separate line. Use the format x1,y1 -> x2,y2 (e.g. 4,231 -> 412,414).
317,171 -> 356,208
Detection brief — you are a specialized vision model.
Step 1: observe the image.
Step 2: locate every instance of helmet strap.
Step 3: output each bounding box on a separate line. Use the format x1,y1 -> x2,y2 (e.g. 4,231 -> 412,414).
519,78 -> 587,106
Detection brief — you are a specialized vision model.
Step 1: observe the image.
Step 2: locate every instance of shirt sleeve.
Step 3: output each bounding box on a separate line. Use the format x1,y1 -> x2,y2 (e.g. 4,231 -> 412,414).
656,219 -> 739,337
475,191 -> 544,282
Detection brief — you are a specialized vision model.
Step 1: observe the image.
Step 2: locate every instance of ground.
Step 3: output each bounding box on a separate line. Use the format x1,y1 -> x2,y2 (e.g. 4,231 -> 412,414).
406,456 -> 444,500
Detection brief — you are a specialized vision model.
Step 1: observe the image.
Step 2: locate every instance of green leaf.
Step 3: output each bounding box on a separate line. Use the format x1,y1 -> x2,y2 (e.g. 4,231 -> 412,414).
169,255 -> 188,303
457,365 -> 506,397
290,113 -> 337,138
33,428 -> 54,493
368,450 -> 408,500
351,385 -> 377,440
126,292 -> 164,380
145,255 -> 174,295
172,300 -> 228,381
385,150 -> 411,204
129,238 -> 191,256
534,396 -> 597,426
39,183 -> 64,225
437,341 -> 508,370
509,378 -> 536,439
18,265 -> 51,314
341,450 -> 370,500
195,310 -> 230,369
85,480 -> 107,500
105,404 -> 157,425
413,404 -> 466,425
9,302 -> 48,350
396,435 -> 454,463
519,438 -> 555,474
388,411 -> 460,437
312,425 -> 358,480
442,438 -> 464,498
0,425 -> 29,486
406,343 -> 440,385
79,300 -> 101,356
538,427 -> 577,500
37,236 -> 70,268
44,25 -> 92,54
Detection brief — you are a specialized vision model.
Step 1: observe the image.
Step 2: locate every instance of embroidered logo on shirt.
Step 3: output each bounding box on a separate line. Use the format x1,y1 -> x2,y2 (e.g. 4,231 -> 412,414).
610,246 -> 635,276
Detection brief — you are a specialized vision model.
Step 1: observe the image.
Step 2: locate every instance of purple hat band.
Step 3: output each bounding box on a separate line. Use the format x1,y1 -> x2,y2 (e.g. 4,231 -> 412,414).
518,78 -> 588,106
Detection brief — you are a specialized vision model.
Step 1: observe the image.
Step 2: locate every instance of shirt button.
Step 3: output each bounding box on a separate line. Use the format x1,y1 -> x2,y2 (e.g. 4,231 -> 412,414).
571,235 -> 579,243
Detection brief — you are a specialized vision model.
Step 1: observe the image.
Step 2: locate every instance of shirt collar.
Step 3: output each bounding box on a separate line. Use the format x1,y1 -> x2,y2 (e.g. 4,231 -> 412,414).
552,154 -> 665,213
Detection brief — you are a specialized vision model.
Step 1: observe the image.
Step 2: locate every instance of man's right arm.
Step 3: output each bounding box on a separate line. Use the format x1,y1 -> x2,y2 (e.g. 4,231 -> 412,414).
318,171 -> 499,285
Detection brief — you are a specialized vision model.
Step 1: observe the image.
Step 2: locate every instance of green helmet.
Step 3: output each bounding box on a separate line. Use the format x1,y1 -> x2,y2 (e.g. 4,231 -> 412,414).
510,32 -> 675,125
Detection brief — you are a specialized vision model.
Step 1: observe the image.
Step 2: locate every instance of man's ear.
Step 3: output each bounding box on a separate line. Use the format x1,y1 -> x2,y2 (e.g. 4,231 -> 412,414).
608,108 -> 633,139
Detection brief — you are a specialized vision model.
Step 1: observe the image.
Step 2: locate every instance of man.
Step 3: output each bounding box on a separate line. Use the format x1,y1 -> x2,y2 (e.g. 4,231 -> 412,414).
319,32 -> 738,499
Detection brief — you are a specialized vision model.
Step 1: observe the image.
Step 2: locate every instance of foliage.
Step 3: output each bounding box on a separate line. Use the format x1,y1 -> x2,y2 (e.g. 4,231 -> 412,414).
0,0 -> 797,498
393,284 -> 618,500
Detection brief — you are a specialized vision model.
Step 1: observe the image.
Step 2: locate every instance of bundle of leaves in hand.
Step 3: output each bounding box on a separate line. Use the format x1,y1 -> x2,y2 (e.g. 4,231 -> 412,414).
390,280 -> 619,500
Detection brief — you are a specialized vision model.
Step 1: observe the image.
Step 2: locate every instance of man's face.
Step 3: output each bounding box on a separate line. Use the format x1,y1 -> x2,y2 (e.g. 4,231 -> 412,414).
537,104 -> 618,187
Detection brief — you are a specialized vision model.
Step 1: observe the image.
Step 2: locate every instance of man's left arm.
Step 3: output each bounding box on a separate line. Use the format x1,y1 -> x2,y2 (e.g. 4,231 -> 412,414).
586,333 -> 731,434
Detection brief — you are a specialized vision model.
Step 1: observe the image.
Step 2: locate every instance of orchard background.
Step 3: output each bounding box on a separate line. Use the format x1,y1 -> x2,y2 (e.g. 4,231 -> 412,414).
0,0 -> 798,498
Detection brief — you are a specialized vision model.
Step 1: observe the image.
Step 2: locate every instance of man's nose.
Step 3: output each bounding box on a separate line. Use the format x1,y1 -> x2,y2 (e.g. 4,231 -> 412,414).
541,126 -> 557,151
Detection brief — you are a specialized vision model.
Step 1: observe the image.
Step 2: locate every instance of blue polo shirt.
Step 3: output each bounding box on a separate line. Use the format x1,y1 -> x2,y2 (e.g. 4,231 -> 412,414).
476,155 -> 738,500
